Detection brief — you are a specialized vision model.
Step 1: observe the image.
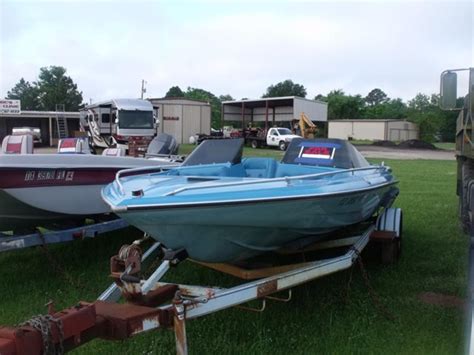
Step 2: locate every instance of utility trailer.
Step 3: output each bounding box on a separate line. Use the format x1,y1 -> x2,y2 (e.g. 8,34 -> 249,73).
0,207 -> 402,354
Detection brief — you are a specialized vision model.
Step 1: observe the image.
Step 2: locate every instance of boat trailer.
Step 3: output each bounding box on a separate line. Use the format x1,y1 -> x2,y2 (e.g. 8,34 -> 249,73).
0,219 -> 129,253
0,208 -> 402,354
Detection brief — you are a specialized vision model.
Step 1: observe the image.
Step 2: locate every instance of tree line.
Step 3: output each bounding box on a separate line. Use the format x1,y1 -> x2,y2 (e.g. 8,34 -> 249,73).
5,68 -> 458,142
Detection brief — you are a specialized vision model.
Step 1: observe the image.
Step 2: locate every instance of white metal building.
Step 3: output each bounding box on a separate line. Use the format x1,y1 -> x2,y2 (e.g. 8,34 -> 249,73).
328,119 -> 419,141
148,97 -> 211,144
222,96 -> 327,129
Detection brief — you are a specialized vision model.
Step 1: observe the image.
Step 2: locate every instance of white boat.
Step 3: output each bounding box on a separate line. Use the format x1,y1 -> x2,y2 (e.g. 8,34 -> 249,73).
0,154 -> 176,232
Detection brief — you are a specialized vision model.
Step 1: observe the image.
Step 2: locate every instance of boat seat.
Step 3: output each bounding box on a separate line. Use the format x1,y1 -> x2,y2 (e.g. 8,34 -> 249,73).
102,148 -> 126,157
1,134 -> 33,154
274,164 -> 321,178
58,138 -> 91,154
242,158 -> 277,178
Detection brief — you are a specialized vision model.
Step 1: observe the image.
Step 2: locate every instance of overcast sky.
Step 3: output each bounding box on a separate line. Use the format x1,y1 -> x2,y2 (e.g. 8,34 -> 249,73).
0,0 -> 472,104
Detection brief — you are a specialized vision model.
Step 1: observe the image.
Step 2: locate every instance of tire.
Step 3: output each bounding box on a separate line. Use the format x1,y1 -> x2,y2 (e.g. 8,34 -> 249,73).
251,140 -> 259,149
278,141 -> 287,151
461,159 -> 474,233
376,207 -> 403,262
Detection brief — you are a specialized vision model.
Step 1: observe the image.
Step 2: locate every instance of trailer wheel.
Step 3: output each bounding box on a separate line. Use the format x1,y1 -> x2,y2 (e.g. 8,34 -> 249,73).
251,140 -> 259,149
376,207 -> 403,263
279,141 -> 287,151
460,159 -> 474,233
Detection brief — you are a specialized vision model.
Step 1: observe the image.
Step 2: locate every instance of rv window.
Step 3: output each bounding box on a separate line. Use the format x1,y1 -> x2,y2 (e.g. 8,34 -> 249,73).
102,113 -> 110,123
118,110 -> 154,129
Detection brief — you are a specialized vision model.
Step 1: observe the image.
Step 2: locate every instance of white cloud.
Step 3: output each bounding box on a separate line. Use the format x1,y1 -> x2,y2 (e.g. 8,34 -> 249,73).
0,1 -> 472,104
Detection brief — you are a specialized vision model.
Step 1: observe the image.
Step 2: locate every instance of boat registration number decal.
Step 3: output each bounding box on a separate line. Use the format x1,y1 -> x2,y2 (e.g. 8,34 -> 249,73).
24,170 -> 75,182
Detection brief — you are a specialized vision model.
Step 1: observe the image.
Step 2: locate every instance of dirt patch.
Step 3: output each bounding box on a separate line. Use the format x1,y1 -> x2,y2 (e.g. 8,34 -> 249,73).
397,140 -> 437,150
372,140 -> 397,148
418,292 -> 465,310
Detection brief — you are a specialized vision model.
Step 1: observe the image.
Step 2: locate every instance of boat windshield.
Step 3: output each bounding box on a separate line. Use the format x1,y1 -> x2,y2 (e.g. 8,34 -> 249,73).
118,110 -> 154,129
277,128 -> 292,135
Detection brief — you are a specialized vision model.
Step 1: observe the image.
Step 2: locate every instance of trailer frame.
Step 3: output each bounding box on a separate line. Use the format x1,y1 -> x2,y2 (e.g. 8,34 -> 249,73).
0,208 -> 402,355
0,218 -> 129,253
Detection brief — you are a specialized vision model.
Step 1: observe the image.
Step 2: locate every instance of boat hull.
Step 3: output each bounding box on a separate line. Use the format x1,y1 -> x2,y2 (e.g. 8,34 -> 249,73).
115,184 -> 397,262
0,154 -> 176,232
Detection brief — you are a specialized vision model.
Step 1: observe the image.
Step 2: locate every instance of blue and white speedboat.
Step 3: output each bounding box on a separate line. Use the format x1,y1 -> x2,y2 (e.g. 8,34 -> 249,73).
102,139 -> 399,262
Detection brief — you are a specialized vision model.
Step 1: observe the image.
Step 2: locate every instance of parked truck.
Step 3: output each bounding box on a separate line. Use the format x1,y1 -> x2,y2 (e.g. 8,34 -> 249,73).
245,126 -> 301,151
440,68 -> 474,231
440,67 -> 474,354
80,98 -> 158,152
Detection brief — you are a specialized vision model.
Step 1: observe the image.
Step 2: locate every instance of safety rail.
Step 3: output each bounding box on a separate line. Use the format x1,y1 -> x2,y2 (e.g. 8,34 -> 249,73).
163,165 -> 389,197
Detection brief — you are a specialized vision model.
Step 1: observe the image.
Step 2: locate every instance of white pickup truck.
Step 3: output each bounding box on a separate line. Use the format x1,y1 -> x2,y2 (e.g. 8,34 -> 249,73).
246,127 -> 301,151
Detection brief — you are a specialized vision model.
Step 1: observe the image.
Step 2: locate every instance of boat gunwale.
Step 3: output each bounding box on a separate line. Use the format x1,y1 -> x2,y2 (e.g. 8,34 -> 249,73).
104,180 -> 398,212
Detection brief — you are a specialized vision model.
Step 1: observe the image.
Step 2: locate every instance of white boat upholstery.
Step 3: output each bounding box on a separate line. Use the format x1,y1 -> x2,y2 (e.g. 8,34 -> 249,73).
1,135 -> 34,154
58,138 -> 91,154
102,148 -> 126,157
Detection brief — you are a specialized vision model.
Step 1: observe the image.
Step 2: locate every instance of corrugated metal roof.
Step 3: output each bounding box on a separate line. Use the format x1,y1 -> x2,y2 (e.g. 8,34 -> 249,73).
0,111 -> 80,118
222,96 -> 327,108
329,119 -> 409,122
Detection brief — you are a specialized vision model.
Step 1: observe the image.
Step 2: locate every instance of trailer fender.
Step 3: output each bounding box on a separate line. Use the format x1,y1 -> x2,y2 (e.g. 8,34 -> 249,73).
376,207 -> 403,238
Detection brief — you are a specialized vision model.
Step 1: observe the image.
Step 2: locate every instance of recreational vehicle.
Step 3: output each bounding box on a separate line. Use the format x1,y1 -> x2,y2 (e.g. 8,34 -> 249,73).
80,99 -> 158,151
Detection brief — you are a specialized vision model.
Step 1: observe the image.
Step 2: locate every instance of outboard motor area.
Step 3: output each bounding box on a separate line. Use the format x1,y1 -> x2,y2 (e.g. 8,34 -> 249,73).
147,133 -> 179,156
58,137 -> 91,154
1,134 -> 34,154
282,138 -> 370,169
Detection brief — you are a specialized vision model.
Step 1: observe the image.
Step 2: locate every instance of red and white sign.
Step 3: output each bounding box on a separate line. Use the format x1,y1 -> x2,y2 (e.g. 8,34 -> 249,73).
0,100 -> 21,114
300,146 -> 335,160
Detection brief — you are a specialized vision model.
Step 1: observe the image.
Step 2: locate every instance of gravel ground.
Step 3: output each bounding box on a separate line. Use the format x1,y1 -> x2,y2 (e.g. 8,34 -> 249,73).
355,145 -> 455,161
34,145 -> 456,161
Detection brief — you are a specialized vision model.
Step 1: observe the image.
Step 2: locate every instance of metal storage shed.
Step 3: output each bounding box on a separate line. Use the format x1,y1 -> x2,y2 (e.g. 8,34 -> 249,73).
148,98 -> 211,144
222,96 -> 327,130
328,119 -> 419,141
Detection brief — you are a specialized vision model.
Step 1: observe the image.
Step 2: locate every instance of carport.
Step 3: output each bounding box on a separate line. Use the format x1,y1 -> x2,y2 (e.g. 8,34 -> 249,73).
0,110 -> 81,146
221,96 -> 327,132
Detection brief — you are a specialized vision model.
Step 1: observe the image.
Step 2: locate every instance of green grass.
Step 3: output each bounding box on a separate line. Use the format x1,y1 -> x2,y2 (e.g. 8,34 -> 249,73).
0,158 -> 467,354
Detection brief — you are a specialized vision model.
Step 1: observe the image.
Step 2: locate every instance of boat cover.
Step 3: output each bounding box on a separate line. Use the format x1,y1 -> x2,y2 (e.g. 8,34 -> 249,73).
282,138 -> 369,169
182,138 -> 244,166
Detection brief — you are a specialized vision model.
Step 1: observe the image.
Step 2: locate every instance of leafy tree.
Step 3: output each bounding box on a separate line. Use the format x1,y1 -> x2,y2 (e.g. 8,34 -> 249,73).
407,93 -> 431,112
219,94 -> 234,102
262,80 -> 307,98
364,98 -> 407,119
406,93 -> 448,142
185,87 -> 222,128
365,88 -> 388,106
36,66 -> 83,111
165,86 -> 185,98
6,78 -> 40,110
408,111 -> 441,142
321,90 -> 365,120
